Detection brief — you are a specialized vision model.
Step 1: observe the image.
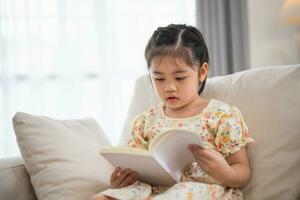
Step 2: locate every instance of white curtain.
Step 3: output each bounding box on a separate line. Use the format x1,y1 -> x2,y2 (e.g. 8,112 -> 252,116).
0,0 -> 196,157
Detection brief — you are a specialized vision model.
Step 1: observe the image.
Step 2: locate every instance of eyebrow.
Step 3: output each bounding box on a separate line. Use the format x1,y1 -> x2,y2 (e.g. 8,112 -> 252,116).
153,69 -> 188,75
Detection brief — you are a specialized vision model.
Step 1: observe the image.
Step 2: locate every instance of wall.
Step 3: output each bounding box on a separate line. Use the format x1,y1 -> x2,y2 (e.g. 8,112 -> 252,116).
247,0 -> 300,68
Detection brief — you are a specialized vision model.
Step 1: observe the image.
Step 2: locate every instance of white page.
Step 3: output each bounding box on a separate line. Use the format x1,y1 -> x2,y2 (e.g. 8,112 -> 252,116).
150,130 -> 203,182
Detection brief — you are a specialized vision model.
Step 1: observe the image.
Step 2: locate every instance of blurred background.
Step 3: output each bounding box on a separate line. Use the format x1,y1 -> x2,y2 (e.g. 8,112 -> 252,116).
0,0 -> 299,158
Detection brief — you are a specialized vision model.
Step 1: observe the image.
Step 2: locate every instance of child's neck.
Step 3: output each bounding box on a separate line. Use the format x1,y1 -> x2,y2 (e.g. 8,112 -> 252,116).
164,97 -> 209,118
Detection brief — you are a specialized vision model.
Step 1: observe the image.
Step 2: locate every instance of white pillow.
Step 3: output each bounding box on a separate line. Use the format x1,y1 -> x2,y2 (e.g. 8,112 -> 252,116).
13,112 -> 114,200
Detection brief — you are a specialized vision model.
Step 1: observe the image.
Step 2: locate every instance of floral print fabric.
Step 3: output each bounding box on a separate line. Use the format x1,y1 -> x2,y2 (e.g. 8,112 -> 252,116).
100,99 -> 253,200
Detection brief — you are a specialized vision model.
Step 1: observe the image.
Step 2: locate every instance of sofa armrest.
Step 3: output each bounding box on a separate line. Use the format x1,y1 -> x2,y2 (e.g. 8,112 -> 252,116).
0,156 -> 37,200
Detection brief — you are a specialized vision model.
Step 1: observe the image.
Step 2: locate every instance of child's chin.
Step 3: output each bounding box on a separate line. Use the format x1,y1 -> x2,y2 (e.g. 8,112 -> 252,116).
165,102 -> 183,109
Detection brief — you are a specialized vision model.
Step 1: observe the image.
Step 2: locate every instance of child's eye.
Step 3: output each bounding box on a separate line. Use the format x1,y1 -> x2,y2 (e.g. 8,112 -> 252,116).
154,78 -> 164,81
175,77 -> 186,81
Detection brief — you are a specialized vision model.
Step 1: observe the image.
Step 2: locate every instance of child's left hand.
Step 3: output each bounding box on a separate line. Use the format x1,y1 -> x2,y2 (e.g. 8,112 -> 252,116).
188,144 -> 233,183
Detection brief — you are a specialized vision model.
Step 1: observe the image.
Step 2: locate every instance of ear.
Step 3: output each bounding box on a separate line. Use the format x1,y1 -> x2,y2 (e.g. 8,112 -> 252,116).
199,62 -> 208,82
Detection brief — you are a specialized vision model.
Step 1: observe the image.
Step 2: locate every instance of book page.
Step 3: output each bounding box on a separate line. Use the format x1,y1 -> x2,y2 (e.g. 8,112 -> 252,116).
100,147 -> 176,185
149,130 -> 203,182
100,146 -> 149,156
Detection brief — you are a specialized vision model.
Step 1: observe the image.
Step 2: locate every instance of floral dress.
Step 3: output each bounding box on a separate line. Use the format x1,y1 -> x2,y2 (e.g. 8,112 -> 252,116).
99,99 -> 254,200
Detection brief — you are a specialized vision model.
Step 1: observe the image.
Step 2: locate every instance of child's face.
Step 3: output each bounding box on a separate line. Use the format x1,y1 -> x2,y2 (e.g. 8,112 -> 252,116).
150,56 -> 206,110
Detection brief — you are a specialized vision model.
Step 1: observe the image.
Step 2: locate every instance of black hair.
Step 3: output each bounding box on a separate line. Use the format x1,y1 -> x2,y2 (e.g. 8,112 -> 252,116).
145,24 -> 209,95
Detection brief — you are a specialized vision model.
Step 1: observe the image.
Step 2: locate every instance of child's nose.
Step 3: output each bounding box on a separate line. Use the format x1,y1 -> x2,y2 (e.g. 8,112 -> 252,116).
165,82 -> 177,92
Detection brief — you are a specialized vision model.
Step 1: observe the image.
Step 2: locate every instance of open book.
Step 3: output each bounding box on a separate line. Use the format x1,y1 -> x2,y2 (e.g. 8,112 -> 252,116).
99,129 -> 204,185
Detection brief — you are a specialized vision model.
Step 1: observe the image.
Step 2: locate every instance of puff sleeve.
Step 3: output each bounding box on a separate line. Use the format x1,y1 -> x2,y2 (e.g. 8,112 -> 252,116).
215,106 -> 254,157
127,114 -> 149,150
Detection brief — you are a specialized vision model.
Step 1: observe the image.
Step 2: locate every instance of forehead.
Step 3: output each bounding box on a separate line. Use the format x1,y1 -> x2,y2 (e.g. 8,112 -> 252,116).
150,56 -> 196,74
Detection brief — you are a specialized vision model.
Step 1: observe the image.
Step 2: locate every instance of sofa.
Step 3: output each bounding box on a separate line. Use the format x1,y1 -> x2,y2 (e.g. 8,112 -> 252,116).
0,64 -> 300,200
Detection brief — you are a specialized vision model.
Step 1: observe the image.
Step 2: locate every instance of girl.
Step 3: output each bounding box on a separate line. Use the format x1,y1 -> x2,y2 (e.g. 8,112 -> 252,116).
92,24 -> 253,200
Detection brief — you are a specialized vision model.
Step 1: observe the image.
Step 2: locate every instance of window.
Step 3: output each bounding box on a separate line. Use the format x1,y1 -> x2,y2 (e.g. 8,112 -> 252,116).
0,0 -> 195,157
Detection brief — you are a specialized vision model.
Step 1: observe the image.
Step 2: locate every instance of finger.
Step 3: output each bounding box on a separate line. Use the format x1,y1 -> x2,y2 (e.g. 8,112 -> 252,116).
129,171 -> 139,185
191,147 -> 221,166
191,144 -> 212,158
188,144 -> 194,151
128,172 -> 138,185
114,169 -> 133,186
197,148 -> 220,161
119,172 -> 138,187
189,145 -> 209,163
110,167 -> 121,183
190,149 -> 204,162
194,144 -> 205,149
188,144 -> 200,151
189,144 -> 205,156
129,176 -> 137,185
191,144 -> 205,150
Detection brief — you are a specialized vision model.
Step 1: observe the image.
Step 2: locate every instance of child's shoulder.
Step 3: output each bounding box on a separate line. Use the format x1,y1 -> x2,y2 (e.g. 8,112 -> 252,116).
206,99 -> 241,116
204,99 -> 247,129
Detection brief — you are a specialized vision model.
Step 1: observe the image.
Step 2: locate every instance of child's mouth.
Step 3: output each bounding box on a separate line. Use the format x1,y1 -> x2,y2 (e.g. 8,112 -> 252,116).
166,97 -> 179,103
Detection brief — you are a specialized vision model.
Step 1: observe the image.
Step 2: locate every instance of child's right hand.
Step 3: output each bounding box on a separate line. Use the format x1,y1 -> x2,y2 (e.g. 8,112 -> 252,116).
110,167 -> 138,189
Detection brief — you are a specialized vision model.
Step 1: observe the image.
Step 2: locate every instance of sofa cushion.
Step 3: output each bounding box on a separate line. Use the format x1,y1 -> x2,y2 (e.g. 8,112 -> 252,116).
13,112 -> 114,200
0,156 -> 37,200
119,65 -> 300,200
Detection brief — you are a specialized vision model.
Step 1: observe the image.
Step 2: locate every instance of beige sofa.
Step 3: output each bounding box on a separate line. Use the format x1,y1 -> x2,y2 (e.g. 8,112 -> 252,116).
1,64 -> 300,200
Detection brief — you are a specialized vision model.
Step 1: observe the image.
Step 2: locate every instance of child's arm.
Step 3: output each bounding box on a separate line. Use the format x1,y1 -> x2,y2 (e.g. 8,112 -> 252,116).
224,147 -> 251,187
188,144 -> 251,188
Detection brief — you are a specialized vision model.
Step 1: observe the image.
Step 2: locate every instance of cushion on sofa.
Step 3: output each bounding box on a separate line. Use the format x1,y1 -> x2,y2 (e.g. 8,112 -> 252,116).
0,156 -> 37,200
119,65 -> 300,200
13,112 -> 114,200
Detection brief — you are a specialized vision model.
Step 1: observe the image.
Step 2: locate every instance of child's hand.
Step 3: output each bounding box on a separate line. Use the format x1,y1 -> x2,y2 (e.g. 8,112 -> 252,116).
110,167 -> 138,189
188,144 -> 233,183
